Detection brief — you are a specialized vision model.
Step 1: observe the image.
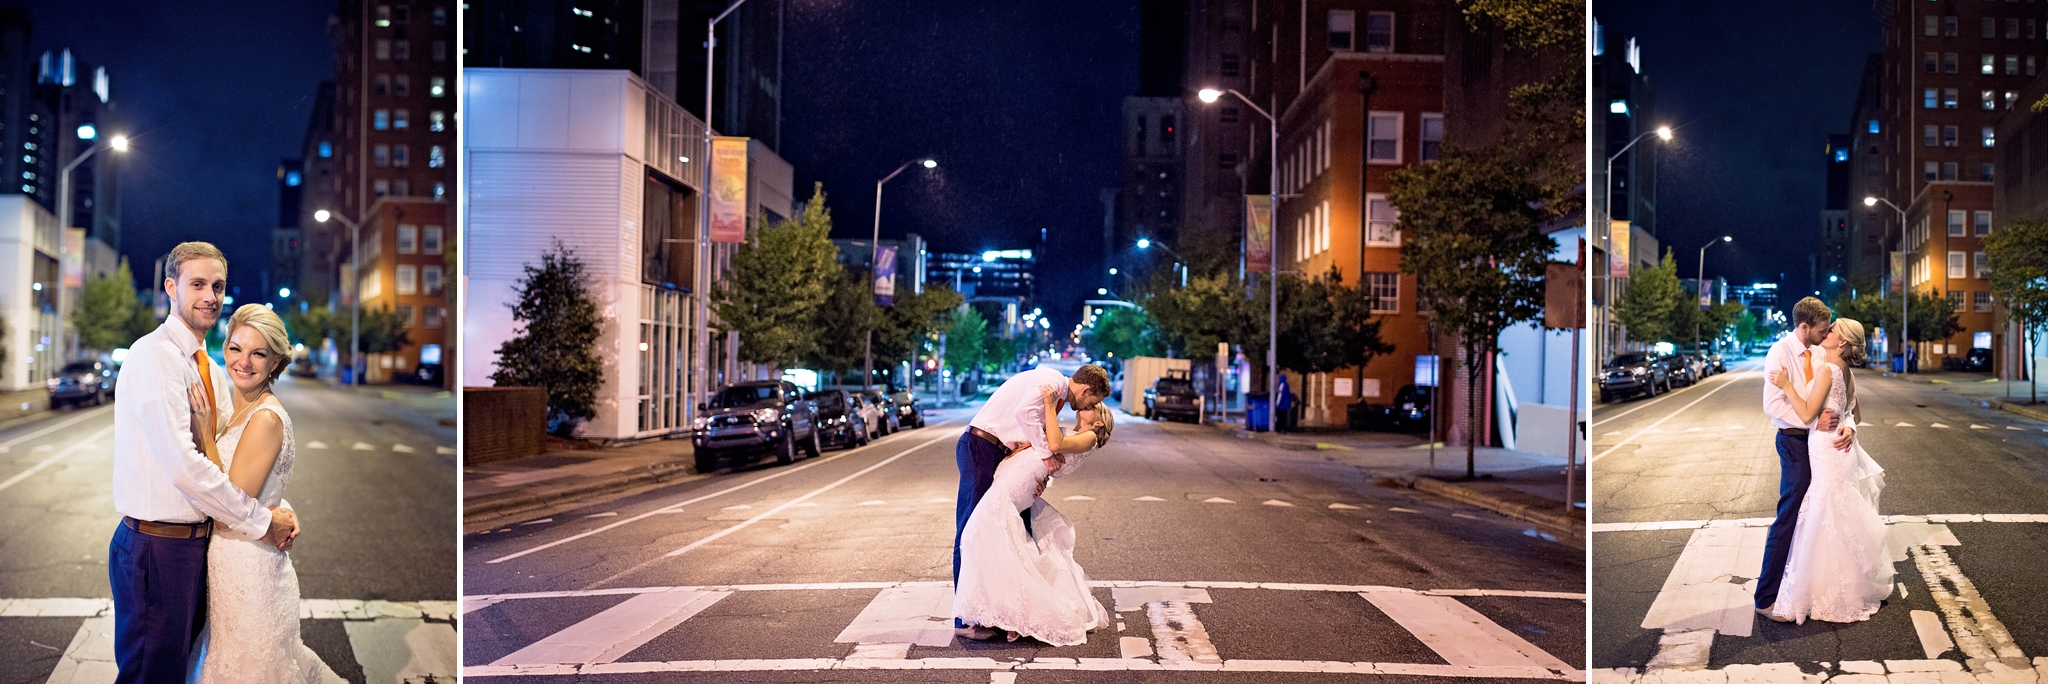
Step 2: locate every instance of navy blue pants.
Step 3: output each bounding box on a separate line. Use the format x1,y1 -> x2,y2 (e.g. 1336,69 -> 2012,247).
1753,430 -> 1813,609
953,431 -> 1030,627
109,521 -> 210,683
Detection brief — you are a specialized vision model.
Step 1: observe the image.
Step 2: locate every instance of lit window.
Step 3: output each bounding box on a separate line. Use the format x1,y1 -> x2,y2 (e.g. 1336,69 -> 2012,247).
373,109 -> 389,130
1367,112 -> 1400,162
398,225 -> 418,254
1328,10 -> 1355,51
428,145 -> 445,168
2008,55 -> 2020,75
1924,88 -> 1937,109
1610,100 -> 1628,115
1366,272 -> 1399,313
1948,251 -> 1967,279
1975,210 -> 1992,236
1420,113 -> 1443,160
375,4 -> 391,27
372,179 -> 390,197
1366,194 -> 1400,245
319,141 -> 333,158
373,144 -> 389,167
393,145 -> 409,167
429,77 -> 445,97
429,110 -> 445,132
1983,126 -> 1996,147
285,171 -> 301,187
2007,91 -> 2019,108
396,265 -> 418,295
1975,290 -> 1992,312
1983,54 -> 1995,75
1949,211 -> 1966,237
1364,12 -> 1393,52
1834,149 -> 1847,163
423,226 -> 443,254
433,183 -> 445,200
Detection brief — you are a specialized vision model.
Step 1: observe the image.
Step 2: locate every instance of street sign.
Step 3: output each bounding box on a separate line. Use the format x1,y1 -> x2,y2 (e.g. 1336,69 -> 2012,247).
1543,262 -> 1585,329
1415,355 -> 1439,387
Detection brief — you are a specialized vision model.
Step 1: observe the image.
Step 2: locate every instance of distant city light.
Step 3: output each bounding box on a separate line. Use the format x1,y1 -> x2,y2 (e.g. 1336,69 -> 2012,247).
279,287 -> 291,298
1109,268 -> 1118,275
1097,288 -> 1108,295
1137,238 -> 1152,249
1610,101 -> 1628,115
76,124 -> 95,140
1198,88 -> 1222,103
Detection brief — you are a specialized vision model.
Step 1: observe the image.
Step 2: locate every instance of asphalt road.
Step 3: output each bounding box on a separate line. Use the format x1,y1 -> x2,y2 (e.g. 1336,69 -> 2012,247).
0,376 -> 457,683
1590,357 -> 2048,674
463,404 -> 1585,682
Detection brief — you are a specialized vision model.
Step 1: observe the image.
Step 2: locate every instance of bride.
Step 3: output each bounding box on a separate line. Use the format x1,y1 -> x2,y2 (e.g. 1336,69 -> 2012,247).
187,305 -> 338,682
952,407 -> 1113,645
1766,318 -> 1893,624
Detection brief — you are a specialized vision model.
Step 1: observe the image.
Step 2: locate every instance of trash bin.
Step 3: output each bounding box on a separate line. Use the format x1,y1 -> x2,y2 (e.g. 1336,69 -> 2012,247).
1247,393 -> 1271,432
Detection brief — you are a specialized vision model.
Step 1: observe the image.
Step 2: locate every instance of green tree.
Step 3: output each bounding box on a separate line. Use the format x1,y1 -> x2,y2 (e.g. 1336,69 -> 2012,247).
872,284 -> 965,381
75,259 -> 142,352
1613,250 -> 1682,345
358,305 -> 413,355
286,307 -> 347,349
944,306 -> 987,374
490,240 -> 604,435
1733,308 -> 1761,347
982,333 -> 1019,373
1144,271 -> 1257,362
1278,268 -> 1394,376
1084,306 -> 1162,362
712,183 -> 839,371
802,264 -> 882,382
1390,144 -> 1559,478
1987,216 -> 2048,401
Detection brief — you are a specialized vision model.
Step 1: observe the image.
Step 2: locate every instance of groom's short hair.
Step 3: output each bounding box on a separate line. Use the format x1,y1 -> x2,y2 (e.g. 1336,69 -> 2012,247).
1792,297 -> 1831,331
164,242 -> 226,282
1072,364 -> 1112,399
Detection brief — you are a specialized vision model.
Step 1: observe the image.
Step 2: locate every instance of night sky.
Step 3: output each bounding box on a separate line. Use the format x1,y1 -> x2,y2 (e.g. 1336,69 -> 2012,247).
1596,0 -> 1880,299
781,0 -> 1139,330
18,1 -> 334,301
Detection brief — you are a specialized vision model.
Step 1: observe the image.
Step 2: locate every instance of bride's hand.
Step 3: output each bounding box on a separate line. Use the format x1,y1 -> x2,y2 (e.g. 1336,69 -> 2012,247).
186,383 -> 215,440
1767,369 -> 1788,389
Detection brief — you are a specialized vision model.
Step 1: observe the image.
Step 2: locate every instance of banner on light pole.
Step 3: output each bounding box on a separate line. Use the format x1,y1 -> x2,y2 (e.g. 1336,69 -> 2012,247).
875,245 -> 897,306
709,136 -> 750,243
1245,195 -> 1272,273
1609,220 -> 1631,279
1891,253 -> 1905,293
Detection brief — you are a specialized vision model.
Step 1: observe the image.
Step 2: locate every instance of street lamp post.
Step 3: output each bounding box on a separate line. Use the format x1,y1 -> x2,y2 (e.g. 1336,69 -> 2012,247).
1198,87 -> 1280,418
1865,196 -> 1911,370
59,129 -> 128,236
1695,236 -> 1731,352
1600,126 -> 1672,361
1136,237 -> 1188,287
693,0 -> 754,425
313,208 -> 362,385
864,157 -> 936,392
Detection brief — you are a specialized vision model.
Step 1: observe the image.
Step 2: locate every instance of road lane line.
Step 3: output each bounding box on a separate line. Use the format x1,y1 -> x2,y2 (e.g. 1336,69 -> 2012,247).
0,405 -> 110,453
0,425 -> 115,495
1364,592 -> 1571,671
1590,372 -> 1750,464
490,589 -> 731,666
1592,371 -> 1746,427
658,429 -> 957,559
1910,543 -> 2021,660
488,422 -> 958,564
834,584 -> 956,648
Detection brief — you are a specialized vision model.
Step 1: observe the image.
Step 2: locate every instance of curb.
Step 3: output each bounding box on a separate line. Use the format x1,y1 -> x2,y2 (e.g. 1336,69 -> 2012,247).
1406,476 -> 1584,544
464,459 -> 704,528
1989,399 -> 2048,424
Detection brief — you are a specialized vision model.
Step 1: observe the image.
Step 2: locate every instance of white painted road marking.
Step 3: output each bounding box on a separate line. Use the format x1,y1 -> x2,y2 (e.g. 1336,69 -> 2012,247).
1145,600 -> 1221,663
0,405 -> 110,454
308,441 -> 330,449
1910,543 -> 2020,660
30,600 -> 452,684
466,581 -> 1584,603
1365,592 -> 1575,671
0,425 -> 115,495
345,618 -> 454,682
1202,497 -> 1235,504
834,584 -> 955,648
1910,609 -> 1953,659
491,589 -> 730,666
1639,526 -> 1767,637
42,615 -> 114,684
1592,371 -> 1749,464
1329,503 -> 1361,510
489,422 -> 958,565
1592,513 -> 2048,533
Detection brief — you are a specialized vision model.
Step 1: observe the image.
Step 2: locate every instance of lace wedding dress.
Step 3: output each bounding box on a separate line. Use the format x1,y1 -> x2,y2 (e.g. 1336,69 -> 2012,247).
1769,361 -> 1893,624
190,400 -> 339,683
952,446 -> 1109,646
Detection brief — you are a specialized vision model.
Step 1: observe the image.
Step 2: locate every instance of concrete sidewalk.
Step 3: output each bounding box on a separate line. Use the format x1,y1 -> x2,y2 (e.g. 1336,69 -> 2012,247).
1204,418 -> 1585,542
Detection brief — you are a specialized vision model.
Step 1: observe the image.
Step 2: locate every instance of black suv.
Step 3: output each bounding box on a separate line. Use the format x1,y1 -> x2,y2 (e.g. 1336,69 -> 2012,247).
1660,355 -> 1699,387
1352,384 -> 1433,432
1144,375 -> 1202,422
693,381 -> 821,472
805,389 -> 869,449
1600,353 -> 1670,402
50,360 -> 114,408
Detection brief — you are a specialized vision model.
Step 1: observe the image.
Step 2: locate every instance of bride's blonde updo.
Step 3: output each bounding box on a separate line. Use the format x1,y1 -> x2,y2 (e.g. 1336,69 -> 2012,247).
1833,318 -> 1867,367
228,304 -> 293,382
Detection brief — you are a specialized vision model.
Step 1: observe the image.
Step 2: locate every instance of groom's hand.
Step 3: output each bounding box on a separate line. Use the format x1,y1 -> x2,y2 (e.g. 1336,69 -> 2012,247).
262,506 -> 299,550
1832,424 -> 1855,450
1818,408 -> 1839,432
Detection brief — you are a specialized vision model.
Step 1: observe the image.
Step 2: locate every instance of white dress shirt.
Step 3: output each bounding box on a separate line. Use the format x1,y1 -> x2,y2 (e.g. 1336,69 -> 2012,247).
112,317 -> 272,538
969,366 -> 1070,454
1763,332 -> 1817,430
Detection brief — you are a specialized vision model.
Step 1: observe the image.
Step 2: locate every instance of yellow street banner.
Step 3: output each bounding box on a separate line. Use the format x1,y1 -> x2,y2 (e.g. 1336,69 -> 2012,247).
1246,195 -> 1272,273
1609,220 -> 1631,279
710,136 -> 749,243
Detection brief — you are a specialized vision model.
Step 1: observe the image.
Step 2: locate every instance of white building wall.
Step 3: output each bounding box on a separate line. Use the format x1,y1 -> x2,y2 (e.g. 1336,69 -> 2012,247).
1500,226 -> 1591,459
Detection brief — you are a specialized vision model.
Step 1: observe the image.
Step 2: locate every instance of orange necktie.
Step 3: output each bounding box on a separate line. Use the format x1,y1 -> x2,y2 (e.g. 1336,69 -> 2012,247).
194,350 -> 224,470
1800,350 -> 1814,383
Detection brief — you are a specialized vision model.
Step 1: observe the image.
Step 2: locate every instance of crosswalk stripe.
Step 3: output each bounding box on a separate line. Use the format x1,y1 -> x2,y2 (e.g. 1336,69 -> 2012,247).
465,658 -> 1573,677
43,615 -> 114,684
834,584 -> 954,648
491,589 -> 730,666
463,582 -> 1585,603
1145,600 -> 1221,663
1364,592 -> 1573,671
1911,609 -> 1954,659
1910,543 -> 2021,660
1639,526 -> 1766,637
344,618 -> 456,682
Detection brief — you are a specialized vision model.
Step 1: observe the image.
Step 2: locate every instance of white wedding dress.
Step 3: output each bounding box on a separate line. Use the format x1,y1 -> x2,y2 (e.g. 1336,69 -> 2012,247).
1769,361 -> 1893,624
952,446 -> 1109,646
190,400 -> 338,683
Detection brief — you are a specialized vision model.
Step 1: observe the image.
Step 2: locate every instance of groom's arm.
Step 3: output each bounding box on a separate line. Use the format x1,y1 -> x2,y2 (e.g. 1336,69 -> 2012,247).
135,352 -> 274,540
1761,345 -> 1806,427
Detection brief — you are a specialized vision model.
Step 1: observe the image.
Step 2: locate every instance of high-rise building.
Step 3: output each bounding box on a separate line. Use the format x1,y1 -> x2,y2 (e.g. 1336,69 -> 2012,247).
1819,134 -> 1852,296
272,158 -> 304,307
1873,0 -> 2044,369
1591,18 -> 1663,361
1113,0 -> 1188,285
294,81 -> 343,309
1175,0 -> 1254,272
1846,54 -> 1890,289
333,0 -> 458,383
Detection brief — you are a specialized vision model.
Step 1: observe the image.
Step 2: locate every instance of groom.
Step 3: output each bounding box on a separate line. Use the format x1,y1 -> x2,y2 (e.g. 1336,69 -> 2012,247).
110,242 -> 298,681
952,363 -> 1112,639
1754,296 -> 1854,622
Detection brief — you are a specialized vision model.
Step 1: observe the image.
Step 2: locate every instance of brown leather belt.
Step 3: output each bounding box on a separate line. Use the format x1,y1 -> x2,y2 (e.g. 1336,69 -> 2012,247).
1778,428 -> 1809,437
968,427 -> 1014,456
123,517 -> 212,540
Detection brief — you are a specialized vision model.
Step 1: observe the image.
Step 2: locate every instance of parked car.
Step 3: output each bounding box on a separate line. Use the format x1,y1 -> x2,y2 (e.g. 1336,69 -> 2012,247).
1354,384 -> 1433,432
1600,353 -> 1670,402
862,389 -> 898,434
805,389 -> 869,449
50,360 -> 115,408
1944,347 -> 1993,372
1704,352 -> 1726,374
1143,375 -> 1203,422
888,388 -> 925,429
693,381 -> 821,472
848,391 -> 887,440
1660,355 -> 1699,387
